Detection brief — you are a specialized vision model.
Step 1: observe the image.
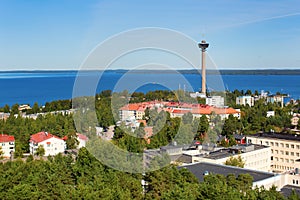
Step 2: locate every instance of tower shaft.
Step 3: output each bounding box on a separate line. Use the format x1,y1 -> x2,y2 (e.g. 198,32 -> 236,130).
201,50 -> 206,94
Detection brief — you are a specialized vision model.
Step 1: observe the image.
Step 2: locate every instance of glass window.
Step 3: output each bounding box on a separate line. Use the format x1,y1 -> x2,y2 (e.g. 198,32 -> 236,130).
286,144 -> 289,148
291,152 -> 295,156
275,142 -> 279,147
291,144 -> 295,148
286,151 -> 289,155
271,142 -> 274,146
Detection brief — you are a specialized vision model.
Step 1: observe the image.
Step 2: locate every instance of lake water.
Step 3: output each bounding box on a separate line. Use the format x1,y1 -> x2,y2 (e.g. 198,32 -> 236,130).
0,71 -> 299,107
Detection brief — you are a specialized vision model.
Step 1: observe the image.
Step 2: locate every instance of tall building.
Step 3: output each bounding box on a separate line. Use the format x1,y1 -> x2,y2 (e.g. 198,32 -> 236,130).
247,132 -> 300,173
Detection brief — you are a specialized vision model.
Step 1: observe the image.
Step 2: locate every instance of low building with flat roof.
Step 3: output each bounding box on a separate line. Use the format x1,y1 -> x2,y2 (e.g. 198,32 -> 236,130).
179,144 -> 271,172
179,162 -> 284,190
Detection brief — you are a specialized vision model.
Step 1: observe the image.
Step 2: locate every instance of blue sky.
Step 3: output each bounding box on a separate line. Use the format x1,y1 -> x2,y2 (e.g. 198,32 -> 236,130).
0,0 -> 300,70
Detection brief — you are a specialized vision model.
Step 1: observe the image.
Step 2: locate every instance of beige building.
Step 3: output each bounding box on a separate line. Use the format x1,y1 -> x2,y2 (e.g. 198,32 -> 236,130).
0,134 -> 15,158
236,96 -> 254,107
247,132 -> 300,173
179,144 -> 271,172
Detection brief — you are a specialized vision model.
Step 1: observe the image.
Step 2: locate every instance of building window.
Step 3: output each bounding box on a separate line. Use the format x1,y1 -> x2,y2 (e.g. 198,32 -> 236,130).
291,152 -> 295,156
275,150 -> 278,154
286,159 -> 289,163
281,143 -> 284,147
280,150 -> 284,155
275,142 -> 279,147
297,153 -> 300,157
271,142 -> 274,146
297,145 -> 300,149
286,151 -> 289,156
271,156 -> 273,161
266,141 -> 269,145
275,157 -> 278,161
286,144 -> 289,148
1,143 -> 4,146
291,144 -> 295,149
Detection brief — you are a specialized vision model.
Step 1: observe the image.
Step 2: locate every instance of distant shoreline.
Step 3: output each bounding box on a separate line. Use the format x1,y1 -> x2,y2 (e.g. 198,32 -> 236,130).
0,69 -> 300,75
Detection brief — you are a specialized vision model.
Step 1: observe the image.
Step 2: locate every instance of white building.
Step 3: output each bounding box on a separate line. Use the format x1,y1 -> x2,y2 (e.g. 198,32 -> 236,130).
247,132 -> 300,173
76,133 -> 88,149
236,96 -> 254,107
206,96 -> 225,107
0,134 -> 15,158
266,111 -> 275,117
179,144 -> 271,172
29,132 -> 66,156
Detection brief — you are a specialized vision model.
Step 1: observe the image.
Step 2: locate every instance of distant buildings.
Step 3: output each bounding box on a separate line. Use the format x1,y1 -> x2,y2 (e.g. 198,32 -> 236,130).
0,112 -> 10,121
29,132 -> 66,156
206,96 -> 225,107
119,101 -> 240,122
0,134 -> 15,158
267,95 -> 285,107
236,96 -> 254,107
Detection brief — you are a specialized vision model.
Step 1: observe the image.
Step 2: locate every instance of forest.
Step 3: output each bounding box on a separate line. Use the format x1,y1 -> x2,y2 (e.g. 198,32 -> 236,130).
0,148 -> 299,200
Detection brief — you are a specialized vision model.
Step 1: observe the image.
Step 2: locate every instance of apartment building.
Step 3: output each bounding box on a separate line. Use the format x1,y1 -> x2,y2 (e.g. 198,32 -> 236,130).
247,132 -> 300,173
236,96 -> 254,107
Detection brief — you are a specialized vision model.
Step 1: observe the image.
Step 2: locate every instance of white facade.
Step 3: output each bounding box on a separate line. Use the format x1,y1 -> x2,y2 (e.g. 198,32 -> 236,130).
247,134 -> 300,173
77,134 -> 88,149
236,96 -> 254,107
266,111 -> 275,117
1,141 -> 15,158
30,137 -> 66,156
180,145 -> 271,172
206,96 -> 225,107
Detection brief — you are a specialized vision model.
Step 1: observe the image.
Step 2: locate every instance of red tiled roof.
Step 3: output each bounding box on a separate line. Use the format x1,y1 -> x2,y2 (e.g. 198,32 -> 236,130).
30,132 -> 63,143
0,134 -> 15,143
63,133 -> 88,141
77,133 -> 88,141
172,109 -> 190,114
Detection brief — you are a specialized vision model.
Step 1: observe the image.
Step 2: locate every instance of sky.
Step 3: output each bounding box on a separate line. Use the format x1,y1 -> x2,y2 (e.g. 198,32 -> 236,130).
0,0 -> 300,70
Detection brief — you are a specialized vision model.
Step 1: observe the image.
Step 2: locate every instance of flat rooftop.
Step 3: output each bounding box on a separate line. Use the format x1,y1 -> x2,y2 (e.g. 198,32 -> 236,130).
179,162 -> 275,182
203,144 -> 267,160
248,132 -> 300,142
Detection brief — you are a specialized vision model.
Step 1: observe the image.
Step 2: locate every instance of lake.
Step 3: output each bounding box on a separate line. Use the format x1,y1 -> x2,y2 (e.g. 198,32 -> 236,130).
0,71 -> 299,107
